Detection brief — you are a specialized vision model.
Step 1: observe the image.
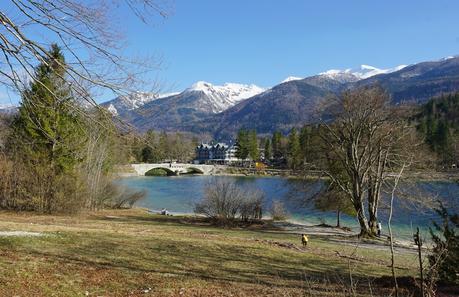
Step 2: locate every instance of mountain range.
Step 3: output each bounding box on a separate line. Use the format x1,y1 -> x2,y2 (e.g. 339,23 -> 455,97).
101,56 -> 459,138
4,56 -> 459,139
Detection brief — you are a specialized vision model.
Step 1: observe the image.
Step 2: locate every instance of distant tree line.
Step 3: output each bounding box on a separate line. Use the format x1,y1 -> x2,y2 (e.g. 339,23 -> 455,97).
235,126 -> 321,170
415,93 -> 459,166
127,129 -> 198,163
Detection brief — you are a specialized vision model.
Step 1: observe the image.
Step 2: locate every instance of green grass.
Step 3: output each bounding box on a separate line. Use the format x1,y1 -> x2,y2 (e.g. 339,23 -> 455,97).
0,209 -> 419,296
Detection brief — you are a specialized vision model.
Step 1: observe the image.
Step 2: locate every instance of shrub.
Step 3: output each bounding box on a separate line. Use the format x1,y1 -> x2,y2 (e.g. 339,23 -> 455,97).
100,183 -> 146,209
428,203 -> 459,286
194,178 -> 264,225
240,190 -> 264,222
270,200 -> 289,221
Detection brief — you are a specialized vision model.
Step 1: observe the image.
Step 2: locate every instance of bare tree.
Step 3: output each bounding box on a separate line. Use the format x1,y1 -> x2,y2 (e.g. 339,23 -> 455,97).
195,178 -> 245,223
194,178 -> 264,225
0,1 -> 170,118
386,162 -> 408,297
319,86 -> 420,237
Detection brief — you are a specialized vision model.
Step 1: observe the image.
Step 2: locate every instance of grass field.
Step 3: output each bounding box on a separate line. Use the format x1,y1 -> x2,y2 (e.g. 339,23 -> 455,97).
0,209 -> 420,296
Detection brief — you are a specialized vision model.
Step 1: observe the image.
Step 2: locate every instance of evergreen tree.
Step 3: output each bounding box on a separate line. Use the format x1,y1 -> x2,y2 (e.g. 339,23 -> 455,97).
315,184 -> 355,228
272,131 -> 283,161
416,93 -> 459,165
429,203 -> 459,285
299,125 -> 323,169
141,146 -> 154,163
11,44 -> 85,212
299,126 -> 311,165
235,129 -> 249,160
248,130 -> 259,161
264,138 -> 272,161
287,128 -> 301,170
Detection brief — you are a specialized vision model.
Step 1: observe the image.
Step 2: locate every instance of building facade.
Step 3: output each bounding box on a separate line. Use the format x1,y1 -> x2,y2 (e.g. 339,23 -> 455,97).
195,143 -> 238,164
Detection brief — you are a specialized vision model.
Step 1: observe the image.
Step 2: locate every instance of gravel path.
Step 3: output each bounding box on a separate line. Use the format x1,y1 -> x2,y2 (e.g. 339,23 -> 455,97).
0,231 -> 44,237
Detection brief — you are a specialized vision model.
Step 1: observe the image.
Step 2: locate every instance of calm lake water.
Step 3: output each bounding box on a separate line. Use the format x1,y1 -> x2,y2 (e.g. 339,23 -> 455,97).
117,175 -> 458,239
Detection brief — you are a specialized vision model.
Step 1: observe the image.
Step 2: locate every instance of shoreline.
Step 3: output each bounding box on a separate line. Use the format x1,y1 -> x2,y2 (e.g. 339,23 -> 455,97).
144,208 -> 419,251
116,165 -> 459,182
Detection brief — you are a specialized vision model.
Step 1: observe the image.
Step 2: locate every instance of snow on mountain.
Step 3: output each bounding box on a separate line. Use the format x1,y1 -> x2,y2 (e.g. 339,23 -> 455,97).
158,91 -> 180,99
320,64 -> 408,82
0,103 -> 15,109
0,103 -> 18,114
118,92 -> 159,110
440,55 -> 457,61
183,81 -> 265,113
281,76 -> 303,83
352,64 -> 408,79
104,91 -> 180,116
318,70 -> 361,83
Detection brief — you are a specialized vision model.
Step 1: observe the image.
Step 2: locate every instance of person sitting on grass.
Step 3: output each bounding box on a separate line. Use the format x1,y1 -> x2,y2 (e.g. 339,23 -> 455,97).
301,234 -> 308,247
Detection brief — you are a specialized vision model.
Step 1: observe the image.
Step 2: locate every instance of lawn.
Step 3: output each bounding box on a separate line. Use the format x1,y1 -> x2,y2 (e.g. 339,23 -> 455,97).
0,209 -> 419,296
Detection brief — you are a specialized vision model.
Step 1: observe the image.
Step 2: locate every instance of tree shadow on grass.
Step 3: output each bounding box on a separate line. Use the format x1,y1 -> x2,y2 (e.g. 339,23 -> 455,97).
17,232 -> 359,290
97,214 -> 287,235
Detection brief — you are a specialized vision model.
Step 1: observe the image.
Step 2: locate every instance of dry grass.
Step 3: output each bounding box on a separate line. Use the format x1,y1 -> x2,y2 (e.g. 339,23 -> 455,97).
0,209 -> 419,296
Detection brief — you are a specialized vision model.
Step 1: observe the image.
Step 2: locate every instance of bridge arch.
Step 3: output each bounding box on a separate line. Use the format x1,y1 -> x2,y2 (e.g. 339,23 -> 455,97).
185,167 -> 204,174
145,167 -> 177,176
130,163 -> 216,176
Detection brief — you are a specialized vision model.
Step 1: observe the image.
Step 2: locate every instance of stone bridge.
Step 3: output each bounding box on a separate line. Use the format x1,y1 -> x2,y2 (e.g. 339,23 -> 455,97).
131,163 -> 217,176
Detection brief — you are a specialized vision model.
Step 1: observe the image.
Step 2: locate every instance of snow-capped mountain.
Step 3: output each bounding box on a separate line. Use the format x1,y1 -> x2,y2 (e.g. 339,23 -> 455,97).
281,76 -> 303,83
103,91 -> 179,116
182,81 -> 265,113
0,103 -> 18,114
113,81 -> 265,131
103,56 -> 459,135
281,64 -> 408,86
320,64 -> 408,82
103,82 -> 264,117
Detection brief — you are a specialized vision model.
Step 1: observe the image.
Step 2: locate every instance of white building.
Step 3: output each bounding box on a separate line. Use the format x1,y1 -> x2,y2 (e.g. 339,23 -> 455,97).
194,142 -> 238,164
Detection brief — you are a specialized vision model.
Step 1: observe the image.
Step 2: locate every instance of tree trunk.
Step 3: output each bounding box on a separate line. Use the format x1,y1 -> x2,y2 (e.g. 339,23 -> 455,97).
368,176 -> 382,237
355,201 -> 370,237
368,207 -> 378,236
336,209 -> 341,228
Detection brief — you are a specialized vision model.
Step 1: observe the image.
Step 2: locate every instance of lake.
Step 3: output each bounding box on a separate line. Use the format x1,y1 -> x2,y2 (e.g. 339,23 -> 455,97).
117,175 -> 458,240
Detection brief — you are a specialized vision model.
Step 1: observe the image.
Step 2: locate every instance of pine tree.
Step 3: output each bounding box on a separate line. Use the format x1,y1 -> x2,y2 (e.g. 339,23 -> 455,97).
264,138 -> 272,161
248,130 -> 259,161
299,126 -> 310,164
416,93 -> 459,165
429,203 -> 459,285
11,44 -> 85,212
235,129 -> 249,160
287,128 -> 301,170
272,131 -> 283,161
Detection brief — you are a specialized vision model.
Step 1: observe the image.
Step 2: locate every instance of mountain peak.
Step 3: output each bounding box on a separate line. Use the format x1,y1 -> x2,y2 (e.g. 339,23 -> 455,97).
352,64 -> 408,79
183,81 -> 265,113
188,81 -> 214,92
281,76 -> 303,83
102,91 -> 174,116
320,64 -> 408,81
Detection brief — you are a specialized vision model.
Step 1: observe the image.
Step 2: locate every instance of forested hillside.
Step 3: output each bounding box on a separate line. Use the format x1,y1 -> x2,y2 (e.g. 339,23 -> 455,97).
416,93 -> 459,165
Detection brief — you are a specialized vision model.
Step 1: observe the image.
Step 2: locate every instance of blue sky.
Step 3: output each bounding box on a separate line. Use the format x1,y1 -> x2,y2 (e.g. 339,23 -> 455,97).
2,0 -> 459,104
127,0 -> 459,91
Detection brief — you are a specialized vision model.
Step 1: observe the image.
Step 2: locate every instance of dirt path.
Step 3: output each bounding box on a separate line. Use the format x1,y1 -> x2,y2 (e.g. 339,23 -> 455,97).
0,231 -> 43,237
271,221 -> 420,254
